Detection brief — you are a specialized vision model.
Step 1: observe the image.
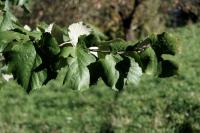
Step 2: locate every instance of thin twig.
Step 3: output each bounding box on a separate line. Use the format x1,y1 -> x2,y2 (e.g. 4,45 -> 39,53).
58,40 -> 151,55
89,49 -> 129,54
59,41 -> 71,47
89,49 -> 111,53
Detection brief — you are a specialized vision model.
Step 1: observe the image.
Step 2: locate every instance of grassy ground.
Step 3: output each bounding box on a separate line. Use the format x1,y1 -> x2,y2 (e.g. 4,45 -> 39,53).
0,24 -> 200,133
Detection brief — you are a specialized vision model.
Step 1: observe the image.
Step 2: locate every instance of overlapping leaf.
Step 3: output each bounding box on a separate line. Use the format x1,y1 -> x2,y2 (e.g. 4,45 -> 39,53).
59,47 -> 96,90
149,32 -> 178,56
126,32 -> 179,77
99,54 -> 143,91
3,41 -> 47,92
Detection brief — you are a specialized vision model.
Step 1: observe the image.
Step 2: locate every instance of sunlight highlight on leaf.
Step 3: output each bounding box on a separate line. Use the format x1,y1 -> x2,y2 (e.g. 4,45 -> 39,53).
2,74 -> 13,81
24,25 -> 31,31
45,23 -> 54,33
68,21 -> 91,46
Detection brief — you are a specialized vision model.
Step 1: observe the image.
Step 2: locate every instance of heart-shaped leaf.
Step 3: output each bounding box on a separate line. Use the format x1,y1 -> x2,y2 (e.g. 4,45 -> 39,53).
61,47 -> 96,90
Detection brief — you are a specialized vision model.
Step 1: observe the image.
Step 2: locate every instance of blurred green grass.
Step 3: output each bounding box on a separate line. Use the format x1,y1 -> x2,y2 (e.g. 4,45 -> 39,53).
0,24 -> 200,133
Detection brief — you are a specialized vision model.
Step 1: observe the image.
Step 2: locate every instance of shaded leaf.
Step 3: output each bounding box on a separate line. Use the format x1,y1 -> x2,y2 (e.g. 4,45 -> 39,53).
88,61 -> 102,85
3,41 -> 47,92
29,54 -> 47,91
108,39 -> 127,53
39,33 -> 60,56
115,56 -> 130,90
159,60 -> 178,78
150,32 -> 178,56
51,24 -> 68,44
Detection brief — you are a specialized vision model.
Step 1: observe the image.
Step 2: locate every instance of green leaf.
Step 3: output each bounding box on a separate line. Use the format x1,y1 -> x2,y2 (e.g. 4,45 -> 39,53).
0,0 -> 17,31
0,10 -> 17,31
29,54 -> 47,91
0,31 -> 28,52
37,22 -> 49,32
17,0 -> 30,12
32,34 -> 60,84
79,34 -> 99,48
87,23 -> 108,41
3,41 -> 47,92
51,24 -> 67,44
62,47 -> 96,90
39,33 -> 60,56
37,23 -> 68,43
115,56 -> 143,89
138,47 -> 158,76
150,32 -> 178,56
100,54 -> 120,90
14,25 -> 42,40
98,39 -> 127,52
59,47 -> 75,58
108,39 -> 127,53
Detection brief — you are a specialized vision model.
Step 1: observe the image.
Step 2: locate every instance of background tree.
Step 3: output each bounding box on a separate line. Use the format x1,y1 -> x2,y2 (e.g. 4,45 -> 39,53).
15,0 -> 165,40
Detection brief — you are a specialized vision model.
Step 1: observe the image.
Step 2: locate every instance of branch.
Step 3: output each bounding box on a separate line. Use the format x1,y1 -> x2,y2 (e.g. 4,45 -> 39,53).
89,43 -> 151,55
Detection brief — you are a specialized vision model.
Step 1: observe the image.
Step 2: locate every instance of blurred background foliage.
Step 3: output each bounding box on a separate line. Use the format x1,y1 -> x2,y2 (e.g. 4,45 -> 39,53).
14,0 -> 200,40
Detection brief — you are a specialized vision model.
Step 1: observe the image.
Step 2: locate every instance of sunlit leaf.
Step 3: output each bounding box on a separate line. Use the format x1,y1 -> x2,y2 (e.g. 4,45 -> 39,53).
126,57 -> 143,86
62,47 -> 96,90
68,21 -> 91,46
100,54 -> 120,90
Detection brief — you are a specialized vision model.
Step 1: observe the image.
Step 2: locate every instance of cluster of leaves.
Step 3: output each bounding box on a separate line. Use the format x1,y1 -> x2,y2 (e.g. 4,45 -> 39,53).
0,0 -> 178,93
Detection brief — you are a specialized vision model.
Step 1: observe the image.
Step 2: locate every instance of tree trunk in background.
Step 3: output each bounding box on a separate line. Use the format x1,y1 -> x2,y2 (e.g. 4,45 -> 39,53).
119,0 -> 141,40
14,0 -> 165,40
